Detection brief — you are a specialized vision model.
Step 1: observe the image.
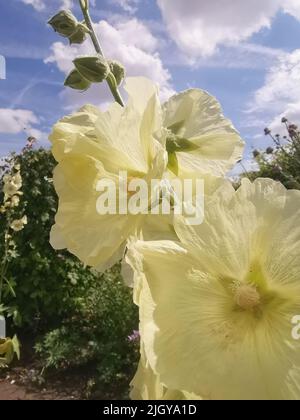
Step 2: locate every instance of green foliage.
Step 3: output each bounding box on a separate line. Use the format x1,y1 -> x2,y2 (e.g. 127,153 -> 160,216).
35,264 -> 139,398
1,145 -> 139,396
244,119 -> 300,190
0,147 -> 99,328
0,336 -> 20,367
0,154 -> 26,325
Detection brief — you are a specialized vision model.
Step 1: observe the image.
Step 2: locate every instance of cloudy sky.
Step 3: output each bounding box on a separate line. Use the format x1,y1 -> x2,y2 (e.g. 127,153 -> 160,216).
1,0 -> 300,172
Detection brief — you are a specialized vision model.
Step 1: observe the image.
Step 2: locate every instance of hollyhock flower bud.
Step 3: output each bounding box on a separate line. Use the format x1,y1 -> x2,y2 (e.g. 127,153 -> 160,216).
108,60 -> 126,86
73,55 -> 110,83
48,10 -> 78,38
69,23 -> 89,45
64,69 -> 91,91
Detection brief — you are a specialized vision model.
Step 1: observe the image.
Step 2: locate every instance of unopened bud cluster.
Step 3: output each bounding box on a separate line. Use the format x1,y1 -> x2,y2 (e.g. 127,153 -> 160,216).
49,10 -> 126,93
48,10 -> 89,45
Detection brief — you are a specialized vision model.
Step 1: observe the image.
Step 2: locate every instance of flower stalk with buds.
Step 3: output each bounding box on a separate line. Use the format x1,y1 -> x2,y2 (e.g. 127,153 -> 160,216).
78,0 -> 125,106
48,0 -> 125,106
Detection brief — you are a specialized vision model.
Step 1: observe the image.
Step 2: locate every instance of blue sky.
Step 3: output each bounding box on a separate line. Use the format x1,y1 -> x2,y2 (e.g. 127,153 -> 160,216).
1,0 -> 300,174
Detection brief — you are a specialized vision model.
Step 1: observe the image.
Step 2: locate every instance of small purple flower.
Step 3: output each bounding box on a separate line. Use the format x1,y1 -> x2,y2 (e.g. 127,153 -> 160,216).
128,330 -> 140,343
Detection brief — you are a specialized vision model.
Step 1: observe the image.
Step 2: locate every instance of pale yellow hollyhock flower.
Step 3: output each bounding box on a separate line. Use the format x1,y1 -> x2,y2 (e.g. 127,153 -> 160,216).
10,195 -> 20,208
50,78 -> 175,272
3,172 -> 22,199
162,89 -> 244,176
3,183 -> 19,199
10,172 -> 22,190
10,216 -> 28,232
131,345 -> 202,400
126,179 -> 300,400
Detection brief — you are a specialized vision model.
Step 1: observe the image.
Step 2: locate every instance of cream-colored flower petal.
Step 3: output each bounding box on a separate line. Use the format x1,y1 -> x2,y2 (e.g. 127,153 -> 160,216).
122,216 -> 178,301
175,181 -> 254,280
125,77 -> 160,120
163,89 -> 244,176
130,347 -> 166,400
51,106 -> 145,175
125,77 -> 163,162
130,345 -> 203,400
50,154 -> 140,271
50,81 -> 164,175
94,104 -> 149,174
91,77 -> 163,174
50,105 -> 102,162
237,179 -> 300,292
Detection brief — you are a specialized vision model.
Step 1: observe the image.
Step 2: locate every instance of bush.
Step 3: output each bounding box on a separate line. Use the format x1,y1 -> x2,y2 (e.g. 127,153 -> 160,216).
35,264 -> 139,399
0,146 -> 104,329
244,119 -> 300,190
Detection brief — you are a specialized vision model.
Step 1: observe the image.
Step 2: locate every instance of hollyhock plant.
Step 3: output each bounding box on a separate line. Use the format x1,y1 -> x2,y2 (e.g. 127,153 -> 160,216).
126,179 -> 300,400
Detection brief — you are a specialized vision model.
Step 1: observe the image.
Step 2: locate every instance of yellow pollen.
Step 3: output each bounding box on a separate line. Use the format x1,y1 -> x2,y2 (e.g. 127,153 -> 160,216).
234,284 -> 261,310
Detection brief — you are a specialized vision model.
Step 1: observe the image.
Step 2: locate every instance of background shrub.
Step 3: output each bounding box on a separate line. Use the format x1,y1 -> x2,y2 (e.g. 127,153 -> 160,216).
242,119 -> 300,190
1,147 -> 100,329
35,264 -> 139,398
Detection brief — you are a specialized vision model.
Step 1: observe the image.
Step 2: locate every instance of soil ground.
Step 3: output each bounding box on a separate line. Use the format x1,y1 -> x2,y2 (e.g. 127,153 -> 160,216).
0,338 -> 130,400
0,366 -> 85,400
0,339 -> 90,400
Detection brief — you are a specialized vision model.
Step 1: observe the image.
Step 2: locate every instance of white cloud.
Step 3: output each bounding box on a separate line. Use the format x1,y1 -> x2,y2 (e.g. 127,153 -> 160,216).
20,0 -> 72,11
45,18 -> 174,109
250,50 -> 300,113
246,50 -> 300,134
156,0 -> 300,58
166,42 -> 284,70
21,0 -> 45,11
110,0 -> 140,14
284,0 -> 300,20
0,109 -> 40,135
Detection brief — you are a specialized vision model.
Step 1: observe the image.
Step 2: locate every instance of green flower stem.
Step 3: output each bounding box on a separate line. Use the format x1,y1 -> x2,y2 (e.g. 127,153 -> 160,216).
79,0 -> 125,107
0,226 -> 10,305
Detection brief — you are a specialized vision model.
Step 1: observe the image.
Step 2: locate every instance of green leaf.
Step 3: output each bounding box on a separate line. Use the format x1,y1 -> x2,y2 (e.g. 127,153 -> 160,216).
12,335 -> 20,360
4,277 -> 16,298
